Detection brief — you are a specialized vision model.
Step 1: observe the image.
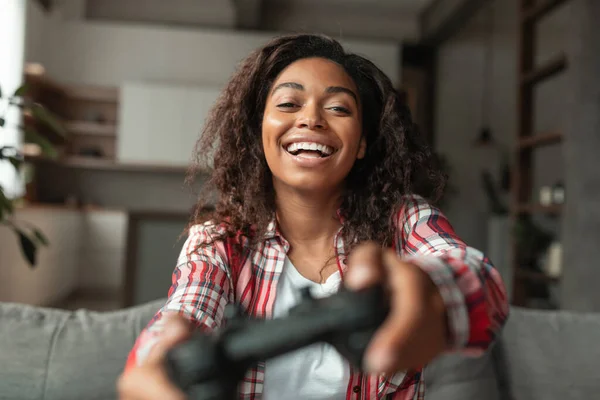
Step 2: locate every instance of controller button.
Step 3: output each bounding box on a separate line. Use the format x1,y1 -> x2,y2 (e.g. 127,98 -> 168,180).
352,385 -> 361,393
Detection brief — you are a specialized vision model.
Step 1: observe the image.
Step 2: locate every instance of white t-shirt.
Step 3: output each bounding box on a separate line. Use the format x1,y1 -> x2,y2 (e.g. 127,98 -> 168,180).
263,257 -> 350,400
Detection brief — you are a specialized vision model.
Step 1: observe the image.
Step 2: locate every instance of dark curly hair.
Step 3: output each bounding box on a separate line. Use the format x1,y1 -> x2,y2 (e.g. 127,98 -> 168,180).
187,33 -> 446,250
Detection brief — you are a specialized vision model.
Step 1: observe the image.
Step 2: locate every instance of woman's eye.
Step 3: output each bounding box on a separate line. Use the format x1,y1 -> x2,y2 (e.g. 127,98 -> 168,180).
328,106 -> 351,114
277,102 -> 298,109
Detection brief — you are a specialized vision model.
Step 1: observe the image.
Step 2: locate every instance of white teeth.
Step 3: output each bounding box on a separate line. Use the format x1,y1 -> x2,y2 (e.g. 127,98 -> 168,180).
285,142 -> 334,155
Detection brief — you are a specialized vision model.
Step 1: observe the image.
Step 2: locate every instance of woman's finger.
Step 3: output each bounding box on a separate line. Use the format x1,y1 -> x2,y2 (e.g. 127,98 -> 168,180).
364,250 -> 446,373
118,314 -> 192,400
363,250 -> 422,373
344,241 -> 385,290
118,365 -> 187,400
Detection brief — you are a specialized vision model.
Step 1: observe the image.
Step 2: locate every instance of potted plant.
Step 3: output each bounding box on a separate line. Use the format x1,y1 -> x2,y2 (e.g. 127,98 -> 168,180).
0,81 -> 65,266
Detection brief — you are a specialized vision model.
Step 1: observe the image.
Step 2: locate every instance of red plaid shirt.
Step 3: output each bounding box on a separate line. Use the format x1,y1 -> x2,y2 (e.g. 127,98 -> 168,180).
125,195 -> 508,399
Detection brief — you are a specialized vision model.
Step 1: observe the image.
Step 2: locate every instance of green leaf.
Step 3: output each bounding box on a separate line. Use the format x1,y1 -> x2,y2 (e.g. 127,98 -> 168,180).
0,145 -> 18,159
17,230 -> 38,267
33,228 -> 49,246
7,156 -> 22,171
29,103 -> 66,137
0,84 -> 2,98
30,103 -> 67,136
24,127 -> 57,158
0,186 -> 14,217
13,84 -> 29,98
0,117 -> 5,127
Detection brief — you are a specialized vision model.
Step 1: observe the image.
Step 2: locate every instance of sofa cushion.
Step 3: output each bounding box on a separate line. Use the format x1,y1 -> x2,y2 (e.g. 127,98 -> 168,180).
424,349 -> 500,400
0,300 -> 164,400
495,307 -> 600,400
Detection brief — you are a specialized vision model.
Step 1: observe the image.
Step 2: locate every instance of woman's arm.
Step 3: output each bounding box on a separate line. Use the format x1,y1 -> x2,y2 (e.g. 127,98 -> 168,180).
124,223 -> 234,370
396,195 -> 509,353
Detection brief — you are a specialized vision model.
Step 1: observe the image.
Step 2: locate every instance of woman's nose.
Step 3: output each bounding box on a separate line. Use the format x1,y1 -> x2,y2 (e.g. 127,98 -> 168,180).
296,104 -> 328,130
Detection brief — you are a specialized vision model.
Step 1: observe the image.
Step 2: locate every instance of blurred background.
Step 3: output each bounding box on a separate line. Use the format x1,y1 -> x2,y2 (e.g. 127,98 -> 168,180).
0,0 -> 597,313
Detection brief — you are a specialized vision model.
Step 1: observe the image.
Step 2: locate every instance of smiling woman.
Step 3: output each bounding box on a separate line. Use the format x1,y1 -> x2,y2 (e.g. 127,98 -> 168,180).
188,34 -> 446,250
119,34 -> 508,400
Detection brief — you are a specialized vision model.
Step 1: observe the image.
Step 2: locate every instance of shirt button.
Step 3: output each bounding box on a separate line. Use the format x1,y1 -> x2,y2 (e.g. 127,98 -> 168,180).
353,385 -> 361,393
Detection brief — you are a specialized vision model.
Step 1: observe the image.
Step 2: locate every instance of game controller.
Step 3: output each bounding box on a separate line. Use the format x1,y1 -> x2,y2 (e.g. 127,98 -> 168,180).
164,284 -> 389,400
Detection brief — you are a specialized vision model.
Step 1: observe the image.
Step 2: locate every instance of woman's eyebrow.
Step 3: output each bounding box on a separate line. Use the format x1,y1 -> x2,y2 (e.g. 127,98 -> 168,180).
271,82 -> 357,103
272,82 -> 304,94
325,86 -> 357,102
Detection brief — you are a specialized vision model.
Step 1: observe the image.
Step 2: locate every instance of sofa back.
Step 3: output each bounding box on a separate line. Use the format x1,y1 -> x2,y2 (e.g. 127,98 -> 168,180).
0,300 -> 161,400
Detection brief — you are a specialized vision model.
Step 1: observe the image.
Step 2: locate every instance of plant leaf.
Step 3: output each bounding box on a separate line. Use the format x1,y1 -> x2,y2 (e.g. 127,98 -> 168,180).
17,230 -> 38,267
0,186 -> 14,217
23,127 -> 57,158
33,228 -> 49,246
13,84 -> 29,98
0,117 -> 4,127
0,145 -> 19,159
29,103 -> 66,137
0,84 -> 2,98
7,156 -> 23,171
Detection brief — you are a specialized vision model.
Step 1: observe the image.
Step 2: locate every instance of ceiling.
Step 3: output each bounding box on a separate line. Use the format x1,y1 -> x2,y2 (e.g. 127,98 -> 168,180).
261,0 -> 435,40
84,0 -> 437,41
266,0 -> 435,10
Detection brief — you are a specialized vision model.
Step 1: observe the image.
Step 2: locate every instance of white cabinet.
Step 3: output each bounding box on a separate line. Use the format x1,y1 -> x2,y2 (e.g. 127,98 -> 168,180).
117,81 -> 221,166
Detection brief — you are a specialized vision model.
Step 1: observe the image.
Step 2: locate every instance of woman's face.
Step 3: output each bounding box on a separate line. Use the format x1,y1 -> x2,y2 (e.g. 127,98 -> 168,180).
262,57 -> 365,196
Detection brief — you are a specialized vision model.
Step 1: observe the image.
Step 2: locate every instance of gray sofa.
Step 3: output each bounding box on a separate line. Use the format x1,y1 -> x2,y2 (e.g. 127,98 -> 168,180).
0,300 -> 598,400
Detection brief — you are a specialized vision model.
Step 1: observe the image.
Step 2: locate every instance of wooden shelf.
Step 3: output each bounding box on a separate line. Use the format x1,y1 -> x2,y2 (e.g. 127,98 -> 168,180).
512,0 -> 571,308
24,69 -> 118,103
65,121 -> 117,137
522,0 -> 569,23
61,85 -> 119,103
25,154 -> 195,174
16,202 -> 126,214
521,53 -> 567,87
518,132 -> 563,149
515,203 -> 562,215
515,268 -> 560,283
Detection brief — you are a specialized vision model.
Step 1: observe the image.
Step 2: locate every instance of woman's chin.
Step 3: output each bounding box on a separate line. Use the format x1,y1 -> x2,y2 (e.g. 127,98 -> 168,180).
274,175 -> 344,197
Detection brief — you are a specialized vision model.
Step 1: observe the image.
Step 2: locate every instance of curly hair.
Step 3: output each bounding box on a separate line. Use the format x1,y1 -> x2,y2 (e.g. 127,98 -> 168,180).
187,33 -> 446,250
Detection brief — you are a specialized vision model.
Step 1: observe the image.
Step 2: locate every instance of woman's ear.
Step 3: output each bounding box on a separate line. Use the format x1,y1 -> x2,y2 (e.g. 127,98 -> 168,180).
357,136 -> 367,159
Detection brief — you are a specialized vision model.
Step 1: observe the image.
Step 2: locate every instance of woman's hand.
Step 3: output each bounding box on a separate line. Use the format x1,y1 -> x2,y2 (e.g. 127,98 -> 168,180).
344,242 -> 448,375
117,314 -> 192,400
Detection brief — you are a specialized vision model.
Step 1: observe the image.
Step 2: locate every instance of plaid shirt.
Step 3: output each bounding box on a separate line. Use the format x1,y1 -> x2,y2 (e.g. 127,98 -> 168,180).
125,195 -> 508,399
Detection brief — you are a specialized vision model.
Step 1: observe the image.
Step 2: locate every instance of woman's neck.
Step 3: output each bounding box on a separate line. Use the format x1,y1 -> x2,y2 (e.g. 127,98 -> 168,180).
275,187 -> 342,247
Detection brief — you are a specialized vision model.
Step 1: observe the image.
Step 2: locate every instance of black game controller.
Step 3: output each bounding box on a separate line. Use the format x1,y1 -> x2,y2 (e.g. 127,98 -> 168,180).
165,285 -> 389,400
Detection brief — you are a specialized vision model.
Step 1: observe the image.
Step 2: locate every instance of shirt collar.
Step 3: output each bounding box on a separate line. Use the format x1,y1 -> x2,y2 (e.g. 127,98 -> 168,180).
262,208 -> 346,242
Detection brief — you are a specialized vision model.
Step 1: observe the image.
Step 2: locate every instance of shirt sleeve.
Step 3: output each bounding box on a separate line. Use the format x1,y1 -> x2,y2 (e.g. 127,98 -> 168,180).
395,195 -> 509,354
124,222 -> 234,371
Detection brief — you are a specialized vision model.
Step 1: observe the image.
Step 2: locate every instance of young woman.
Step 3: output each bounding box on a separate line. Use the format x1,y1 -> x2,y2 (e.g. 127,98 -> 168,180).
118,34 -> 508,400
